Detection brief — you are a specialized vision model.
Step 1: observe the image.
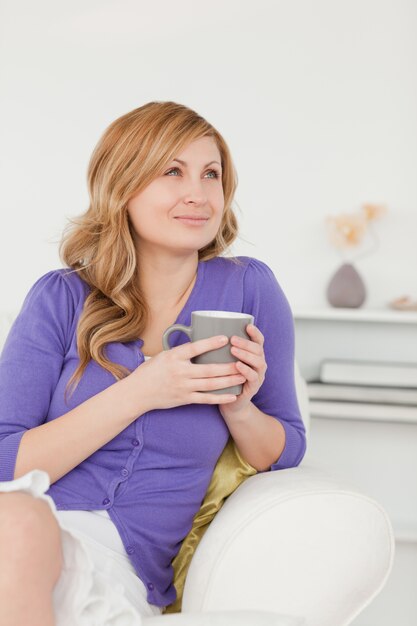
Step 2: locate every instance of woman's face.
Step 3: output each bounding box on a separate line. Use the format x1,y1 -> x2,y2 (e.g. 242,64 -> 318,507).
127,136 -> 225,257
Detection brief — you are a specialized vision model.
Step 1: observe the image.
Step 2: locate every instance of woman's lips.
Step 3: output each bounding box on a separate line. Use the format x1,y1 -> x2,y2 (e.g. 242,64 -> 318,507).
174,217 -> 209,226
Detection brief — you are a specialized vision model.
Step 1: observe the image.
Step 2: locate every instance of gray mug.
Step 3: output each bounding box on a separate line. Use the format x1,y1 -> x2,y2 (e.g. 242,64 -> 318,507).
162,310 -> 255,395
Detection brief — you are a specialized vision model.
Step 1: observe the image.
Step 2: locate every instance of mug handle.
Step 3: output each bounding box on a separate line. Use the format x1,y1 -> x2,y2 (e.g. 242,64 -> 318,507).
162,324 -> 192,350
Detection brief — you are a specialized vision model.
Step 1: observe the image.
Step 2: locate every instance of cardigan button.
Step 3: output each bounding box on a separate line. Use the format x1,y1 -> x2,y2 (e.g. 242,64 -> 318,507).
102,498 -> 110,506
127,546 -> 135,555
147,582 -> 154,591
121,468 -> 129,477
132,439 -> 140,446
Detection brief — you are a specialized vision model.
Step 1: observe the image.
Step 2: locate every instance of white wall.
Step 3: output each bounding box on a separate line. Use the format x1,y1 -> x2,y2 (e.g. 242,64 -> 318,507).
1,0 -> 416,312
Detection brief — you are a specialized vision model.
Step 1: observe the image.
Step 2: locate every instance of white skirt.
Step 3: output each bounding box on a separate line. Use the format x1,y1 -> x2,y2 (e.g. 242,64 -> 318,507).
0,469 -> 163,626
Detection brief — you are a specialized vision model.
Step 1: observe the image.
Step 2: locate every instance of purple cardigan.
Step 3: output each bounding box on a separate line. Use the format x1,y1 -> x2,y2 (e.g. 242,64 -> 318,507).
0,255 -> 306,607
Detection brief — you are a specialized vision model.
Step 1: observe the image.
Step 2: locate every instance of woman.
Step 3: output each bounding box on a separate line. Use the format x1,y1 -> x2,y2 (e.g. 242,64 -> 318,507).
0,101 -> 306,625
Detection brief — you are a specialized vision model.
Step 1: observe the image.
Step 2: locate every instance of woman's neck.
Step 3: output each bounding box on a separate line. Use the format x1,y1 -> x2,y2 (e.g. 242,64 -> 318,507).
137,253 -> 199,312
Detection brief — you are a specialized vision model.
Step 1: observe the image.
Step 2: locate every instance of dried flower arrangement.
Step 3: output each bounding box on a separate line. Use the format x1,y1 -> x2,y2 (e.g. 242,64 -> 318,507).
326,203 -> 387,261
324,203 -> 387,308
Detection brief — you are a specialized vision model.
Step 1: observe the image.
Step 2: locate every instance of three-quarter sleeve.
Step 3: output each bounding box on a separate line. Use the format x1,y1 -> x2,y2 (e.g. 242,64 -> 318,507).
0,270 -> 75,481
242,258 -> 306,470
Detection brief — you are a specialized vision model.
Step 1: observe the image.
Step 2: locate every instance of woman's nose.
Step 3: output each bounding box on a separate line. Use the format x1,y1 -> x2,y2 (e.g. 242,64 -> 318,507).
182,178 -> 207,205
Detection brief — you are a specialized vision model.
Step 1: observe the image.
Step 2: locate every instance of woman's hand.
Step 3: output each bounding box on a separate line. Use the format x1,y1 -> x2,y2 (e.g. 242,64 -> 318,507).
130,335 -> 246,413
219,324 -> 267,420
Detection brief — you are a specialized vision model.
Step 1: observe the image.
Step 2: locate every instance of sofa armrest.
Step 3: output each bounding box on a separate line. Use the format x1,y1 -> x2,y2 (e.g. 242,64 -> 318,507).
182,464 -> 395,626
144,610 -> 306,626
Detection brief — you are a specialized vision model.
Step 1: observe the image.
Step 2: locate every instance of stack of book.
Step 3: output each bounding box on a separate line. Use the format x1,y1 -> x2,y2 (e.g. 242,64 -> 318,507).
307,359 -> 417,423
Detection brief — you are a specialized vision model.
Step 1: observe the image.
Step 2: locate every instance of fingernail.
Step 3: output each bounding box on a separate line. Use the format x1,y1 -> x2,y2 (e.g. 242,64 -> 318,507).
218,336 -> 228,343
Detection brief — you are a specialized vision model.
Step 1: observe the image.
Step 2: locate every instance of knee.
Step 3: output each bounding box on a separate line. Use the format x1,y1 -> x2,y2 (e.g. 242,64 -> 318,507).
0,492 -> 63,575
0,492 -> 55,536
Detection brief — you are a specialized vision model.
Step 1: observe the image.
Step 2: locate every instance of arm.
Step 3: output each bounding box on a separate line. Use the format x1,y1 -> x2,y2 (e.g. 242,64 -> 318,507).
221,401 -> 286,471
0,271 -> 246,484
14,374 -> 147,484
0,271 -> 147,484
220,258 -> 306,471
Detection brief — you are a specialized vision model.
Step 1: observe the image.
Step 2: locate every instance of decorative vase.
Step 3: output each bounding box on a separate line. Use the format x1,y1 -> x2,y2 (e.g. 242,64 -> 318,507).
326,262 -> 366,308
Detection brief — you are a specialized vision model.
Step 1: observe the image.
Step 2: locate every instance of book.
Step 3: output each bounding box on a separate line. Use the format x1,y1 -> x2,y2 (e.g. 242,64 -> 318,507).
320,359 -> 417,388
309,399 -> 417,423
307,382 -> 417,405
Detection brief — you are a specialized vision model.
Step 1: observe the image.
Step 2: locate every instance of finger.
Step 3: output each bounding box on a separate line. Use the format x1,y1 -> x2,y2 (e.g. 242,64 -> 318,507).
189,362 -> 239,378
190,390 -> 238,405
235,360 -> 259,382
230,346 -> 265,369
246,324 -> 265,346
192,374 -> 246,393
230,335 -> 263,355
179,335 -> 229,360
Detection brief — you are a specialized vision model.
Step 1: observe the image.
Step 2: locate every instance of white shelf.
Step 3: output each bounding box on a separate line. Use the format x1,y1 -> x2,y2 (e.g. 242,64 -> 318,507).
294,308 -> 417,324
310,408 -> 417,426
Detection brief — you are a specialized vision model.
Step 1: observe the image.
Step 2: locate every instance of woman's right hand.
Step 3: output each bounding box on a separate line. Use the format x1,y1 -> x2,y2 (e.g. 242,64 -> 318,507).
129,335 -> 246,413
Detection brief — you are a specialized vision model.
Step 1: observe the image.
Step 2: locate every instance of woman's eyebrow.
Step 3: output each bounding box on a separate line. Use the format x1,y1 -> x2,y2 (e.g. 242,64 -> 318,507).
172,158 -> 222,168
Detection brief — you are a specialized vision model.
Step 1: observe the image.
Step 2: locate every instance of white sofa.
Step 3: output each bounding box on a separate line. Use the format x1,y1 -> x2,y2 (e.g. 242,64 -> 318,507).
0,311 -> 395,626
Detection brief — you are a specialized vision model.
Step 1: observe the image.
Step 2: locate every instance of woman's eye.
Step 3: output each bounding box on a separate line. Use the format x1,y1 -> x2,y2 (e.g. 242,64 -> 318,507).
165,167 -> 220,179
206,170 -> 221,179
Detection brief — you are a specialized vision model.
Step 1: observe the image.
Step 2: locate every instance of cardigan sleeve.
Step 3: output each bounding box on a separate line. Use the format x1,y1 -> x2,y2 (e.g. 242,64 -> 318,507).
0,270 -> 75,481
242,257 -> 307,471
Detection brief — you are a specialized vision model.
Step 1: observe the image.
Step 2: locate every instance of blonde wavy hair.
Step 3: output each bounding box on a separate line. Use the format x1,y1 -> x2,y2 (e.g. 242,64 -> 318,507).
59,101 -> 242,400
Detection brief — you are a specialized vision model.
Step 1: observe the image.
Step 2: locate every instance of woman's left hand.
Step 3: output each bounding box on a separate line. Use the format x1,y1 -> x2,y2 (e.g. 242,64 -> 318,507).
219,324 -> 267,420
